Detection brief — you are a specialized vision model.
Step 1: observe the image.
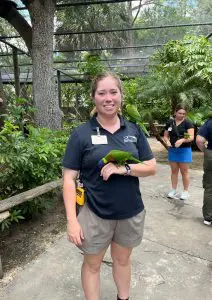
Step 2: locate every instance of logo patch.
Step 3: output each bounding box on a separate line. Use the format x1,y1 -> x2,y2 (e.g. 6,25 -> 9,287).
124,135 -> 137,143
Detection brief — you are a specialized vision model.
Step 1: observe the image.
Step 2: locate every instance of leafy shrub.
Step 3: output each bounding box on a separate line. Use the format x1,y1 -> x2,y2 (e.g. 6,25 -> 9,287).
0,123 -> 68,199
0,121 -> 68,230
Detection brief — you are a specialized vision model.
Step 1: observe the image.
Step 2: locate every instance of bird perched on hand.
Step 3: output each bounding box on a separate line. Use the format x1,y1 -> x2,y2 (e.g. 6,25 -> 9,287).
126,104 -> 149,136
98,149 -> 141,169
184,132 -> 190,139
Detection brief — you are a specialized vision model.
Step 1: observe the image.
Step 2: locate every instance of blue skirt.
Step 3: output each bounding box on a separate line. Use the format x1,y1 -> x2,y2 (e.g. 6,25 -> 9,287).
168,147 -> 192,163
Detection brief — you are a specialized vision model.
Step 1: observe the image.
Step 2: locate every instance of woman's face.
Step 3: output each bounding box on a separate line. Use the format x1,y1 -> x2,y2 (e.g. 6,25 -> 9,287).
93,76 -> 122,117
175,109 -> 186,121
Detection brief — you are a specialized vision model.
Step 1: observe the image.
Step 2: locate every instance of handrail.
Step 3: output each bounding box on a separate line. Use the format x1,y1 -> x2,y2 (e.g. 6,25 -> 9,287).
0,179 -> 62,213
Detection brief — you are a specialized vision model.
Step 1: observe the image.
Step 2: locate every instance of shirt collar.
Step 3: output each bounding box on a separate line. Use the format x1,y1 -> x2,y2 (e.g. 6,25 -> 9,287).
90,114 -> 126,130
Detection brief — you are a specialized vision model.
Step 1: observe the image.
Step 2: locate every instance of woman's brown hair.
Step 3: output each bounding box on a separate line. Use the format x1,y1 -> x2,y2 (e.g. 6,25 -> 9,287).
174,104 -> 188,113
91,72 -> 123,98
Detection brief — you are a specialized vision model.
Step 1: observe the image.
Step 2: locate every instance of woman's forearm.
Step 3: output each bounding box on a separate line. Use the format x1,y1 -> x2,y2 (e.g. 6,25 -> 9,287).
63,179 -> 78,223
129,159 -> 156,177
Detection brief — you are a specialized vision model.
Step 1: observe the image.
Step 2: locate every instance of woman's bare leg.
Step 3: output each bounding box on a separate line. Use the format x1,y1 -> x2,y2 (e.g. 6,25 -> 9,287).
111,242 -> 132,300
170,162 -> 180,189
81,247 -> 108,300
179,163 -> 189,191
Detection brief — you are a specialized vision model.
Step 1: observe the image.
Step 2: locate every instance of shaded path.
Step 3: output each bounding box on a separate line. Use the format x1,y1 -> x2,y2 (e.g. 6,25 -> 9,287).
1,163 -> 211,300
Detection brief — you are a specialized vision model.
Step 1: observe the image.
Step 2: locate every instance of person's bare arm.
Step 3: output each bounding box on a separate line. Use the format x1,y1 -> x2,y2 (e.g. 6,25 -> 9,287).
63,168 -> 84,246
100,158 -> 156,181
196,135 -> 207,152
164,130 -> 172,147
175,128 -> 194,148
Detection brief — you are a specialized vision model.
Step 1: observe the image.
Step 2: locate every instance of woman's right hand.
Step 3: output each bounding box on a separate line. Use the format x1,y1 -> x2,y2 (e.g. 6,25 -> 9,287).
67,219 -> 84,246
166,141 -> 172,147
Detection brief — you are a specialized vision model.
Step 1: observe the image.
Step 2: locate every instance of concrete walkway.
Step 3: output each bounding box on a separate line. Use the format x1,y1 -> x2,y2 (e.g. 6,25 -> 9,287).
0,164 -> 212,300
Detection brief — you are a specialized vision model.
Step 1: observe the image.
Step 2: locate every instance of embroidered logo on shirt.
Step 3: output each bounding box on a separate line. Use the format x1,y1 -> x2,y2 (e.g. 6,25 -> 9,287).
124,135 -> 137,143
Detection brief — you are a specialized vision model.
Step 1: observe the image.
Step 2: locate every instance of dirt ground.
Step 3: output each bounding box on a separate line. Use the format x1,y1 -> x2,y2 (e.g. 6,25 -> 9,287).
0,138 -> 204,281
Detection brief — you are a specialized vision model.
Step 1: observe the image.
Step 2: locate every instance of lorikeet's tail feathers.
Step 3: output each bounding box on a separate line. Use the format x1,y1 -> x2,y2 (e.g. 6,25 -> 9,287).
98,156 -> 109,168
138,122 -> 150,137
130,157 -> 142,163
98,159 -> 105,169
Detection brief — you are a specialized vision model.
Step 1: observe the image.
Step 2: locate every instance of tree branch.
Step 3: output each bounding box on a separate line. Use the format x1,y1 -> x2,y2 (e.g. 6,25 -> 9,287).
132,0 -> 142,26
0,0 -> 32,52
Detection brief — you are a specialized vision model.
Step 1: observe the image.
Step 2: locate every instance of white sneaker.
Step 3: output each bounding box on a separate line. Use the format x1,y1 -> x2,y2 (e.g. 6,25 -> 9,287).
203,220 -> 212,226
180,191 -> 189,200
167,189 -> 177,199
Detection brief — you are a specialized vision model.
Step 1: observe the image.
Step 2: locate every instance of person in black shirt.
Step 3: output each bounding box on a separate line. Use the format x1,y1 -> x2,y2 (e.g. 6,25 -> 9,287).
63,72 -> 156,300
196,118 -> 212,226
164,104 -> 194,200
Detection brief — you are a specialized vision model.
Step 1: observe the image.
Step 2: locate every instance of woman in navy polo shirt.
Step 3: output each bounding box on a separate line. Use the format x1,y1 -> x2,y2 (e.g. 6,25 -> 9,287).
63,72 -> 156,300
164,104 -> 194,201
196,118 -> 212,225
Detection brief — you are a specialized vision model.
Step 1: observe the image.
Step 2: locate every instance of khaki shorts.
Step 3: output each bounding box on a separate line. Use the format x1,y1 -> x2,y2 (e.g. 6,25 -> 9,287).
77,203 -> 146,254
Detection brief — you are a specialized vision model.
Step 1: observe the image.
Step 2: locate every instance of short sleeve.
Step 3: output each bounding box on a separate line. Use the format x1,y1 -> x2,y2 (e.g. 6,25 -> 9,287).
198,123 -> 208,140
62,129 -> 82,170
185,119 -> 194,130
164,119 -> 172,130
136,126 -> 154,161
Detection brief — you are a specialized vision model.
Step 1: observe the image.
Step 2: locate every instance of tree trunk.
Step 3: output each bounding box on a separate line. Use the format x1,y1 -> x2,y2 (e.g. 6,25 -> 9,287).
148,120 -> 168,150
31,0 -> 62,130
171,96 -> 178,114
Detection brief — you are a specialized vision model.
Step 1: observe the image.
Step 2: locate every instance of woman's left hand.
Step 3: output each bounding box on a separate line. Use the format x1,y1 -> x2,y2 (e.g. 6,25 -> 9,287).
100,162 -> 126,181
175,139 -> 184,148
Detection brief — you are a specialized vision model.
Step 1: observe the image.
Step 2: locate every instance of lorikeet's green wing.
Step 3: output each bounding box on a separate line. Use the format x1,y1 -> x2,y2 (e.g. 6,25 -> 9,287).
126,105 -> 149,136
98,150 -> 142,168
105,150 -> 132,162
126,104 -> 141,122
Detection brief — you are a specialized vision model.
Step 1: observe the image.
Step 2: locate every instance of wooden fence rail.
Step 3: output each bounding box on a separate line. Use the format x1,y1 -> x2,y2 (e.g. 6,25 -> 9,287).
0,179 -> 62,213
0,179 -> 63,279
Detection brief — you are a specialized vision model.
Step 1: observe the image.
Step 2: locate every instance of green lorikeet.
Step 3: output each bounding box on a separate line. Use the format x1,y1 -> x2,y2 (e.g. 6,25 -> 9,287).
184,132 -> 190,139
126,104 -> 141,122
98,149 -> 141,168
126,104 -> 149,136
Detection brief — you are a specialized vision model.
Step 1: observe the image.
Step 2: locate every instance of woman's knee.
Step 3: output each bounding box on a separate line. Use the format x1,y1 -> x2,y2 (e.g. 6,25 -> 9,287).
170,163 -> 179,174
83,256 -> 102,274
111,249 -> 131,267
179,164 -> 189,175
112,254 -> 130,267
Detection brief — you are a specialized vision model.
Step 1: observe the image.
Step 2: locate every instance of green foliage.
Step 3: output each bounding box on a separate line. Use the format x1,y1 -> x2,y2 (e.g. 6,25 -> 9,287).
0,97 -> 69,230
1,96 -> 35,131
78,53 -> 107,78
123,77 -> 145,105
0,195 -> 56,231
76,53 -> 108,114
138,35 -> 212,118
0,124 -> 68,230
0,124 -> 67,200
56,2 -> 129,55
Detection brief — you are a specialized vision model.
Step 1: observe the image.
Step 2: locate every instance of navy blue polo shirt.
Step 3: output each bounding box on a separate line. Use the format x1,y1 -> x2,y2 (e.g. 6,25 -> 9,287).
62,115 -> 154,220
198,119 -> 212,150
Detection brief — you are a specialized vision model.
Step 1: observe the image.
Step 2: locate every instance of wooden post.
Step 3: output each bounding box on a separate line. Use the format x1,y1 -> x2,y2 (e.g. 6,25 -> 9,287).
0,179 -> 62,279
12,47 -> 20,98
0,255 -> 3,279
0,211 -> 10,279
75,82 -> 79,121
57,70 -> 62,109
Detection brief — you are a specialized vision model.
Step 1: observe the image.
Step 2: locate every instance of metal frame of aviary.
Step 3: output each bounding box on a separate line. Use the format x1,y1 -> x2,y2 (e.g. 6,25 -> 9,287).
0,0 -> 212,86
